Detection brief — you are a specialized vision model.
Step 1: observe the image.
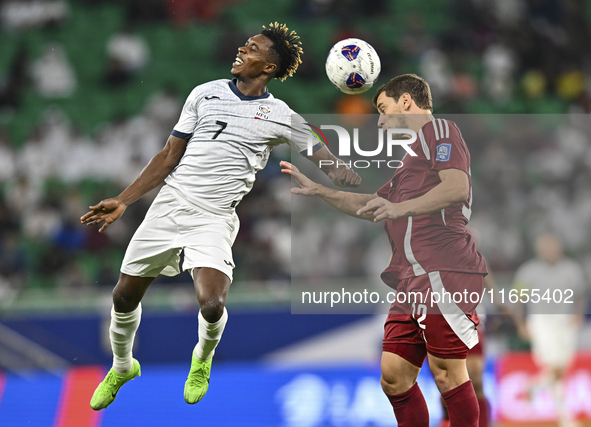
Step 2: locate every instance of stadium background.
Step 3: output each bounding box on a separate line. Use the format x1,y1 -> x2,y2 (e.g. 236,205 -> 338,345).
1,0 -> 591,425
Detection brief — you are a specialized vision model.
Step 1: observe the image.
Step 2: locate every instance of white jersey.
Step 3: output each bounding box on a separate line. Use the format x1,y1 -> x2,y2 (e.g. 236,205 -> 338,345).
513,257 -> 587,315
165,79 -> 310,215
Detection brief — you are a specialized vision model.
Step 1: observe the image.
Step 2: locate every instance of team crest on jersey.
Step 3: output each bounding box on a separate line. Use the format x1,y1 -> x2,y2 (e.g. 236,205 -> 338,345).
436,143 -> 452,161
255,105 -> 271,120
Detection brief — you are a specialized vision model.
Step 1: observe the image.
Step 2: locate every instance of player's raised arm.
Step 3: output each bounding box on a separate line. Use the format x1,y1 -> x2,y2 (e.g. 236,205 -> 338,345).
357,168 -> 469,222
81,134 -> 188,232
307,145 -> 362,188
280,161 -> 376,221
286,112 -> 361,188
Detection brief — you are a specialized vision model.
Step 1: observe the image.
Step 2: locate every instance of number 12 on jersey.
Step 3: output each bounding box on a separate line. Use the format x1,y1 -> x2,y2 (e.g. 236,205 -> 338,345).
412,302 -> 427,329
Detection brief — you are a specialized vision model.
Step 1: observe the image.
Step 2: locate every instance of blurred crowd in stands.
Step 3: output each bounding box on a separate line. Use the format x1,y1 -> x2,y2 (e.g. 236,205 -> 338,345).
0,0 -> 591,299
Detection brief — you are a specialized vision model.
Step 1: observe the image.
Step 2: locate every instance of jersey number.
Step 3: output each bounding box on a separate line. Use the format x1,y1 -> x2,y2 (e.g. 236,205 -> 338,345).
213,121 -> 228,139
411,302 -> 427,330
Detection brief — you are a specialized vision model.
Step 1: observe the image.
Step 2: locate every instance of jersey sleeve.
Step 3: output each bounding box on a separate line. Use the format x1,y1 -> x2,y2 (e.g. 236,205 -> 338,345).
171,87 -> 201,139
286,111 -> 322,154
427,119 -> 470,174
377,179 -> 392,199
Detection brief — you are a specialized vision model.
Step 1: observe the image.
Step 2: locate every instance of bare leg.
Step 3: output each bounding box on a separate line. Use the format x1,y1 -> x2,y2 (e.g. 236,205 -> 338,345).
109,273 -> 155,373
466,354 -> 485,399
439,355 -> 487,426
193,267 -> 231,322
467,354 -> 489,427
112,272 -> 155,313
429,354 -> 479,427
191,267 -> 231,360
381,351 -> 421,395
550,366 -> 573,427
429,355 -> 470,393
381,351 -> 429,427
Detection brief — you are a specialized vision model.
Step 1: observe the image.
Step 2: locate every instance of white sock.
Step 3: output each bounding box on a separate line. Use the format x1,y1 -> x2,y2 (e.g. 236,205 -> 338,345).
553,380 -> 570,424
110,304 -> 142,374
193,308 -> 228,361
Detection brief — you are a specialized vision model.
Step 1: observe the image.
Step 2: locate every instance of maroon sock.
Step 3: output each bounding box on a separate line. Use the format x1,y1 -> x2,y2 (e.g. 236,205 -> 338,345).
441,380 -> 479,427
477,397 -> 489,427
386,382 -> 429,427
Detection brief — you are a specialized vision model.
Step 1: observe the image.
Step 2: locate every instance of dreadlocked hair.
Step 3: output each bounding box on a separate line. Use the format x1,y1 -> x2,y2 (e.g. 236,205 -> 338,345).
261,22 -> 303,81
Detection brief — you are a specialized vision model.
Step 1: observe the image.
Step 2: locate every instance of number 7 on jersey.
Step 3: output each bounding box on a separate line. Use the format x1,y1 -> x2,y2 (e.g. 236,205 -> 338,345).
213,121 -> 228,139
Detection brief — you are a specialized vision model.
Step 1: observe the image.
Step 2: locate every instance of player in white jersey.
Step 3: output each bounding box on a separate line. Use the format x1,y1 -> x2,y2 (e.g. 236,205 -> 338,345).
513,233 -> 588,427
81,23 -> 360,410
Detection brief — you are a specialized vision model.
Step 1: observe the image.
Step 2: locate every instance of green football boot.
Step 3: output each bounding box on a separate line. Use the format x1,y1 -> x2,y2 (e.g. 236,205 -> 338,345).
90,359 -> 141,410
184,355 -> 212,404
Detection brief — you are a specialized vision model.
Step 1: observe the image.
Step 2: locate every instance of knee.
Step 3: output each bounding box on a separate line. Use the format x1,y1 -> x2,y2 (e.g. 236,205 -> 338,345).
551,367 -> 566,381
199,298 -> 226,323
429,356 -> 470,393
112,285 -> 141,313
193,268 -> 230,323
380,373 -> 414,396
432,369 -> 470,394
432,370 -> 452,393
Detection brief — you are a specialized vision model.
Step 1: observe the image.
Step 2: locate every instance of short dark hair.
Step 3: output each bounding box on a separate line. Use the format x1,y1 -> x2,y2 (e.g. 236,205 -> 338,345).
372,74 -> 433,111
261,22 -> 303,82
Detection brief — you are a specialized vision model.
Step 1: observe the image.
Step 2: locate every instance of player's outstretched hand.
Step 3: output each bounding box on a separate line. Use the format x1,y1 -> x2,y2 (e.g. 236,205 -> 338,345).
280,161 -> 322,196
80,198 -> 127,233
328,166 -> 361,188
356,198 -> 404,222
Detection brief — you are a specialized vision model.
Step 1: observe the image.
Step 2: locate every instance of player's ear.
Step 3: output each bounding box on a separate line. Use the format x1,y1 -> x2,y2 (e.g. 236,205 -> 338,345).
264,62 -> 277,76
401,93 -> 413,111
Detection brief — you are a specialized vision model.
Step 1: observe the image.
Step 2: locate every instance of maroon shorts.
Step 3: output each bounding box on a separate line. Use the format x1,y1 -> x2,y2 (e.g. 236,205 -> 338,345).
382,271 -> 483,367
468,327 -> 485,356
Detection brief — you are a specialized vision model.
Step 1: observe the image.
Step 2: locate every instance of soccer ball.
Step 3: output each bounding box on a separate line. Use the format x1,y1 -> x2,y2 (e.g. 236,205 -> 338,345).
325,38 -> 381,95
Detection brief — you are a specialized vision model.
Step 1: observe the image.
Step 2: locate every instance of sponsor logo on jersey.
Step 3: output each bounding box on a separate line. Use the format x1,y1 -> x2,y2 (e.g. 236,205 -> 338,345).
436,143 -> 452,161
205,95 -> 220,100
255,105 -> 271,120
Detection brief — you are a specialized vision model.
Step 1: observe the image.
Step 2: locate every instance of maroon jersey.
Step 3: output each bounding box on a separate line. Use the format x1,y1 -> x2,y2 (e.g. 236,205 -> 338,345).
377,118 -> 488,288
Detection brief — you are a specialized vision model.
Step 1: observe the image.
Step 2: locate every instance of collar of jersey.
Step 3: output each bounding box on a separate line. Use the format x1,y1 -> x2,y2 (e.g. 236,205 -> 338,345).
228,79 -> 270,100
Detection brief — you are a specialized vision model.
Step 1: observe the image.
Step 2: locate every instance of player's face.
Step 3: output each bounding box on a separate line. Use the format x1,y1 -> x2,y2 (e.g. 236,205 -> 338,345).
231,34 -> 277,80
535,234 -> 563,264
375,92 -> 409,129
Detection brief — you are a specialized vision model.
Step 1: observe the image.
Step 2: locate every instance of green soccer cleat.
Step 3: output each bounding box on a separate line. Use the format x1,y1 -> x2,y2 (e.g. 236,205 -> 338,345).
90,359 -> 141,411
184,355 -> 212,404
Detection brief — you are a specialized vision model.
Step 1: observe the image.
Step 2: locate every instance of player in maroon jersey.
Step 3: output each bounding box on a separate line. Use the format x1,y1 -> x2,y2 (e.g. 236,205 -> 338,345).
281,74 -> 487,427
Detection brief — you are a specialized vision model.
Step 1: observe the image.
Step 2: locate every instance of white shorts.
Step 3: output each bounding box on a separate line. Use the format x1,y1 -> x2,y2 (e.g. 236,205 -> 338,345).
120,185 -> 240,281
528,314 -> 577,369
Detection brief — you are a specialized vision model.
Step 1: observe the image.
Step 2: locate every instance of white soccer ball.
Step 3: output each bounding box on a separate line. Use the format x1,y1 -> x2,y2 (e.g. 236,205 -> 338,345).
325,38 -> 381,95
